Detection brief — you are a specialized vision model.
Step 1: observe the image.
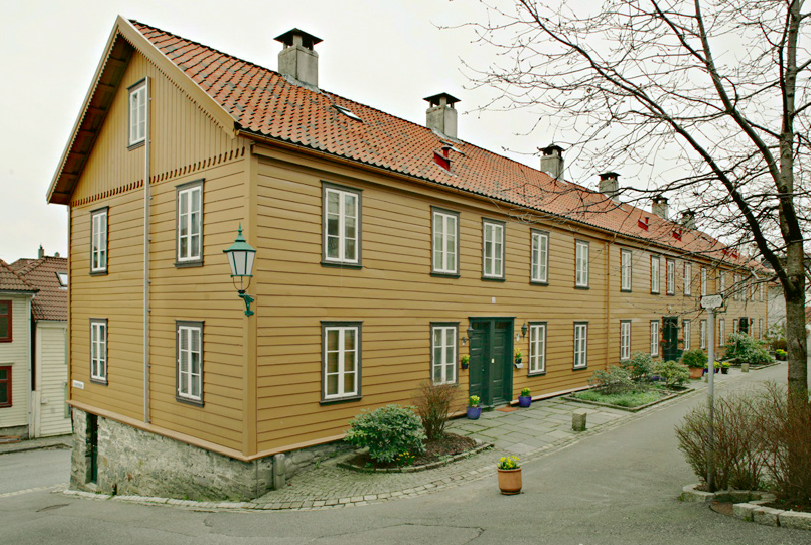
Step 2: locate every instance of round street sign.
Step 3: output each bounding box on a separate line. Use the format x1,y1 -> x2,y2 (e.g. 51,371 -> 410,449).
701,294 -> 724,309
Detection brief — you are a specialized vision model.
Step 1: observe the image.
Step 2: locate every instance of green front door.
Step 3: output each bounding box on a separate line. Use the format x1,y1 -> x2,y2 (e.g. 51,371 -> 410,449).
662,316 -> 681,361
468,318 -> 514,406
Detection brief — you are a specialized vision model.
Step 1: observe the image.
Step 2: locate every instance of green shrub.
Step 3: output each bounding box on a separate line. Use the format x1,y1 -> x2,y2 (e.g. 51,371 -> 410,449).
652,360 -> 689,388
412,382 -> 459,440
681,349 -> 708,369
621,351 -> 654,381
588,365 -> 634,394
724,332 -> 772,364
749,347 -> 775,365
345,405 -> 426,464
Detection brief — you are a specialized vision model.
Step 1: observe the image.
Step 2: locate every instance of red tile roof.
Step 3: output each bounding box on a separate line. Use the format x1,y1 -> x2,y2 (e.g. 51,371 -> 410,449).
0,260 -> 37,293
10,257 -> 68,322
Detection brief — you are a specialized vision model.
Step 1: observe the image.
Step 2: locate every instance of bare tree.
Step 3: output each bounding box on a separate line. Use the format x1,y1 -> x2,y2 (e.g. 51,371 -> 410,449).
463,0 -> 809,395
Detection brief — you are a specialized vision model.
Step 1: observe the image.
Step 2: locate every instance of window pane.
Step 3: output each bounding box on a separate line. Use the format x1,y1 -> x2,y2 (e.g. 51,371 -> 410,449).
327,374 -> 339,396
0,317 -> 7,338
327,192 -> 340,217
344,350 -> 356,372
0,383 -> 6,402
433,364 -> 442,383
327,330 -> 339,352
327,351 -> 339,374
191,235 -> 200,258
191,352 -> 200,375
344,330 -> 356,351
327,236 -> 339,258
344,372 -> 356,394
344,194 -> 356,218
344,238 -> 356,261
191,377 -> 201,398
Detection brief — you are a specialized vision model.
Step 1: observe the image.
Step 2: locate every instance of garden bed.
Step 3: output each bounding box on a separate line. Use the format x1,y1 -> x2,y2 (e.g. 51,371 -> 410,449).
339,433 -> 491,473
564,384 -> 692,412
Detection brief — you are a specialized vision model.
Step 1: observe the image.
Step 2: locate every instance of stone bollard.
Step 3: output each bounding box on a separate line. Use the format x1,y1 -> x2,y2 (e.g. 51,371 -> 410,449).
741,362 -> 750,373
572,411 -> 587,432
272,453 -> 286,490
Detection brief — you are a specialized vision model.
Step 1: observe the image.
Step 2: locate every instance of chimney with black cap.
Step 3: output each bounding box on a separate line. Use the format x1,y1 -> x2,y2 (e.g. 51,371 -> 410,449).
651,195 -> 669,220
424,93 -> 460,139
540,144 -> 565,180
275,29 -> 322,87
599,172 -> 620,201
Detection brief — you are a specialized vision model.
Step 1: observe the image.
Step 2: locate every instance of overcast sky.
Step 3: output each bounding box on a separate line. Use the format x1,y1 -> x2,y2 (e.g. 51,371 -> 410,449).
0,0 -> 610,263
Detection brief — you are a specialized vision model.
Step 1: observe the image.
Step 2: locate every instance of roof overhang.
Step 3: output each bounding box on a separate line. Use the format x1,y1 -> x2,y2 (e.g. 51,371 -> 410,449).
47,16 -> 237,205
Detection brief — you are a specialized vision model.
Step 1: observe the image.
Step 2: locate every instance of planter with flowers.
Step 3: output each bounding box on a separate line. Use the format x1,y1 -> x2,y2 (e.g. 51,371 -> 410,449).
467,395 -> 482,420
518,387 -> 532,408
497,455 -> 522,495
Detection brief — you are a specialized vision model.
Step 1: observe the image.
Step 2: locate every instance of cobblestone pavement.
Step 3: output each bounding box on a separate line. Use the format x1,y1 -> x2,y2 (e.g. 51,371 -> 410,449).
0,434 -> 71,455
61,366 -> 755,512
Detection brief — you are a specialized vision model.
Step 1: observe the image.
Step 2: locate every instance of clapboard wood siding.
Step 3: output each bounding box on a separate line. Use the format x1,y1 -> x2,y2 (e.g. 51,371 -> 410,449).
36,323 -> 71,437
0,294 -> 31,430
67,49 -> 251,451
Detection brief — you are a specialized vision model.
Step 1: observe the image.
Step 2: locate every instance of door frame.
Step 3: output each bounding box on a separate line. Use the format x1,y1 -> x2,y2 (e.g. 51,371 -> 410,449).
468,317 -> 514,407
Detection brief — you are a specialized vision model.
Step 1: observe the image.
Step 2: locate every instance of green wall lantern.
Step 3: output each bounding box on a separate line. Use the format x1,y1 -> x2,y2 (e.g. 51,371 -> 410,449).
223,224 -> 256,316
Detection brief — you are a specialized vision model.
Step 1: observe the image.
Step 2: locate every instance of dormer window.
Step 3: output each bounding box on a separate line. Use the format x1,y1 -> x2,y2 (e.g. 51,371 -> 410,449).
56,271 -> 68,289
128,80 -> 147,147
334,105 -> 362,122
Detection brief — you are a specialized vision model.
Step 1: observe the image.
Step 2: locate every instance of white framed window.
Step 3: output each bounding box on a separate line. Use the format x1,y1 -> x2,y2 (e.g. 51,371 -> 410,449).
701,267 -> 707,296
573,322 -> 588,369
90,208 -> 108,273
323,184 -> 361,265
733,274 -> 740,300
733,319 -> 738,333
683,320 -> 691,350
431,324 -> 458,384
666,259 -> 675,295
322,323 -> 361,401
684,262 -> 692,295
128,81 -> 146,146
650,320 -> 660,357
177,181 -> 203,264
529,323 -> 547,374
56,271 -> 68,288
575,240 -> 589,287
751,279 -> 757,301
651,256 -> 660,294
719,319 -> 725,347
620,321 -> 631,360
431,208 -> 459,275
621,249 -> 632,291
531,230 -> 549,284
759,283 -> 764,301
90,319 -> 107,383
719,272 -> 726,294
177,322 -> 203,403
482,219 -> 505,279
700,320 -> 707,349
759,318 -> 763,338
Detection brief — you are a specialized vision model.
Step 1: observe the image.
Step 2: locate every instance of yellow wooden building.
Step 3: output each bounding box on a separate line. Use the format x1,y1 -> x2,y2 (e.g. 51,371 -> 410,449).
47,17 -> 768,500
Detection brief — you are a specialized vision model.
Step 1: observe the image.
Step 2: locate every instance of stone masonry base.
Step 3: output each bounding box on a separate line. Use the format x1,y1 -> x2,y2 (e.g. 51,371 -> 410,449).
69,408 -> 350,501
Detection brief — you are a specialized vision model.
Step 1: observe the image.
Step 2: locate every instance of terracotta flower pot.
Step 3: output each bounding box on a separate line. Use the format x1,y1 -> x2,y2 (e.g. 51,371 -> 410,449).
498,468 -> 522,495
689,367 -> 703,379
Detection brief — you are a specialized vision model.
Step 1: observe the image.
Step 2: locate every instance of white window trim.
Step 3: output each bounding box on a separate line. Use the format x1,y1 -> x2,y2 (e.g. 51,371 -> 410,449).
575,240 -> 589,288
323,324 -> 361,401
700,320 -> 707,349
482,220 -> 505,279
90,320 -> 107,383
719,272 -> 726,293
529,323 -> 547,374
650,321 -> 660,357
431,324 -> 458,385
177,322 -> 203,403
651,256 -> 660,293
719,319 -> 725,347
432,209 -> 459,275
128,82 -> 146,146
90,208 -> 108,273
666,259 -> 675,295
701,267 -> 707,296
177,183 -> 203,263
621,249 -> 632,291
683,320 -> 691,350
531,230 -> 549,284
573,322 -> 588,369
620,321 -> 631,361
684,262 -> 692,295
323,185 -> 361,265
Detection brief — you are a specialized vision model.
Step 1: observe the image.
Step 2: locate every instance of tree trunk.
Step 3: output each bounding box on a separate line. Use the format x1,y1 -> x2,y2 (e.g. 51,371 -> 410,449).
784,287 -> 808,397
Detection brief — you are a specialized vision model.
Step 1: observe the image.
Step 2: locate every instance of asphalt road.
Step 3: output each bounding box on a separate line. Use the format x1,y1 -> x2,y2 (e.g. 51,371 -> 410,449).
1,363 -> 809,544
0,448 -> 70,495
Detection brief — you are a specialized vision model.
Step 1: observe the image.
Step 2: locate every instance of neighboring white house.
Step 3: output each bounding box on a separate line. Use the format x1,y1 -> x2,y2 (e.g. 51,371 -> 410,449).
768,283 -> 786,329
0,249 -> 70,439
0,260 -> 37,438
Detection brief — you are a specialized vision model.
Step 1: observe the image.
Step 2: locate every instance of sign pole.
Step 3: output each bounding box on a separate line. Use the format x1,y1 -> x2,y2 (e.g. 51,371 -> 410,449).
706,306 -> 715,492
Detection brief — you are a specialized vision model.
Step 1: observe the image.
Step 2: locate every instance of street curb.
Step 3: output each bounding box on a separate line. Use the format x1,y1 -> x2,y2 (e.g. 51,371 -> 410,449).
562,386 -> 693,412
338,440 -> 494,473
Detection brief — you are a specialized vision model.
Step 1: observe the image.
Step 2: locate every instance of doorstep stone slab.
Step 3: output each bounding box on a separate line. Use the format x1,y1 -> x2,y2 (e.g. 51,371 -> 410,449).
779,511 -> 811,531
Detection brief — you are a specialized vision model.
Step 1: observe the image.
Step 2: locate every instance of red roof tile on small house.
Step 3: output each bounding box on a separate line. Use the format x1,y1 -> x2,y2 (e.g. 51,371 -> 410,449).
12,257 -> 68,322
0,260 -> 37,293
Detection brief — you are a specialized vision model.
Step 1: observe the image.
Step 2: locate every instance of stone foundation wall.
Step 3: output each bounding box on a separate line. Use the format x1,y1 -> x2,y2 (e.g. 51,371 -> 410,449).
0,424 -> 29,439
283,440 -> 351,478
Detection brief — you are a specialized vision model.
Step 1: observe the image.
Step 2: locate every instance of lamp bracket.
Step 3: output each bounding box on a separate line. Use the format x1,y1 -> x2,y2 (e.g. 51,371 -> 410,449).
238,289 -> 255,317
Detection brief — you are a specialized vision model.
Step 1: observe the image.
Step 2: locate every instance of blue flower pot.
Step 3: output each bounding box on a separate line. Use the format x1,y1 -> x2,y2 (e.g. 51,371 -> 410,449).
518,395 -> 532,408
467,406 -> 482,419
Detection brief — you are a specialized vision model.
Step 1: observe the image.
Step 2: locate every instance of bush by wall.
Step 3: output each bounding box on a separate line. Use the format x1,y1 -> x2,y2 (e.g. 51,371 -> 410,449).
681,349 -> 708,369
412,381 -> 459,440
652,360 -> 689,388
345,405 -> 426,464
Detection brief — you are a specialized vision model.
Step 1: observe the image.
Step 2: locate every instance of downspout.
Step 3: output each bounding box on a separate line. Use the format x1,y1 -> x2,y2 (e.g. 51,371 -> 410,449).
143,76 -> 151,424
27,295 -> 34,437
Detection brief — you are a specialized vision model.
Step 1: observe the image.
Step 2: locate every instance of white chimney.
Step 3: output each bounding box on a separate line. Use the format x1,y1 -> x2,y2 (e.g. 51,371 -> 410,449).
599,172 -> 620,201
540,144 -> 564,180
651,196 -> 669,220
424,93 -> 460,139
679,210 -> 696,229
275,29 -> 322,87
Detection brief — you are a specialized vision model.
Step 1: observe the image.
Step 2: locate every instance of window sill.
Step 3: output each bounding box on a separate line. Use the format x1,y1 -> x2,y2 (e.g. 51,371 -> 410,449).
320,395 -> 362,405
176,395 -> 204,408
620,288 -> 632,293
666,292 -> 675,296
527,371 -> 546,377
574,285 -> 589,290
89,378 -> 108,386
89,270 -> 108,276
321,261 -> 363,270
431,271 -> 460,278
651,291 -> 660,295
572,366 -> 588,371
0,403 -> 10,408
127,140 -> 145,151
175,260 -> 204,268
530,280 -> 549,286
481,276 -> 506,282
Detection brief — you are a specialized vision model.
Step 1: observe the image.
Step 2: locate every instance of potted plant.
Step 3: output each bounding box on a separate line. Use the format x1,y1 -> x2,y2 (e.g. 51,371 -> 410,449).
497,456 -> 522,495
514,349 -> 523,367
461,354 -> 471,369
518,387 -> 532,408
721,361 -> 730,374
681,349 -> 708,379
776,349 -> 787,361
467,395 -> 482,420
